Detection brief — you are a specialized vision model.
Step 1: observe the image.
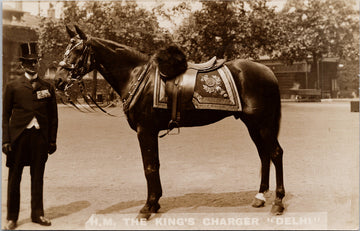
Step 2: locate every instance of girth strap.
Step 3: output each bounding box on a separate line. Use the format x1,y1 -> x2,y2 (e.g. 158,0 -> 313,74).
171,78 -> 180,123
169,78 -> 181,130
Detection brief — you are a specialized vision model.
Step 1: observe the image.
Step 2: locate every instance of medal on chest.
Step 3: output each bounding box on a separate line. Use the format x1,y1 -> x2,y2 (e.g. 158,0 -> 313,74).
36,89 -> 51,99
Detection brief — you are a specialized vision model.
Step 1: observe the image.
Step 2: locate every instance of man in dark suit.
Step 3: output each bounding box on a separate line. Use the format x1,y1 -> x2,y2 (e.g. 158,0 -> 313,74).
2,42 -> 58,230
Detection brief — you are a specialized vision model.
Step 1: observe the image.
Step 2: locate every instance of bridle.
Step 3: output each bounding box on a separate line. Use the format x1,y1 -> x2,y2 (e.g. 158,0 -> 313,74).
59,39 -> 95,81
57,35 -> 153,118
57,38 -> 118,116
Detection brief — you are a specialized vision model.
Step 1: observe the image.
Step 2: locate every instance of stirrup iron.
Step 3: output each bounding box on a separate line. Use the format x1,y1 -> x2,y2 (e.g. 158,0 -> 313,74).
159,120 -> 180,138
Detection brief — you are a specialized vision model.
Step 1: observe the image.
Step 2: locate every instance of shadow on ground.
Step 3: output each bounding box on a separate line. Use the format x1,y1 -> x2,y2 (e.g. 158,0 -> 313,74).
97,191 -> 293,214
16,200 -> 91,226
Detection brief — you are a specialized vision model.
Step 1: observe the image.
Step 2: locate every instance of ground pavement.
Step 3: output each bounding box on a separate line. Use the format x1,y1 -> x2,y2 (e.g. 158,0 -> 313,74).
1,100 -> 359,230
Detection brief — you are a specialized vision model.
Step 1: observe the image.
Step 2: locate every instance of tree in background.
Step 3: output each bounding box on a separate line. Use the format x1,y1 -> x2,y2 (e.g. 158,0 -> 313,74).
174,0 -> 284,62
107,1 -> 171,54
38,1 -> 86,72
242,0 -> 285,60
37,18 -> 67,77
38,1 -> 172,99
175,1 -> 245,62
277,0 -> 359,90
38,1 -> 170,61
37,0 -> 359,95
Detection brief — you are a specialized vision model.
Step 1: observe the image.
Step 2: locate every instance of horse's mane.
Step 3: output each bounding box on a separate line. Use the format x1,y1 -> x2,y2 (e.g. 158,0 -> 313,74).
89,37 -> 187,79
90,37 -> 149,62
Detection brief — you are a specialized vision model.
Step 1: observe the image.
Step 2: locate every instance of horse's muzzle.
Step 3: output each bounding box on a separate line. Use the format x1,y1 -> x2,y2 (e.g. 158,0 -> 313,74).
54,66 -> 71,91
55,78 -> 67,91
59,61 -> 75,70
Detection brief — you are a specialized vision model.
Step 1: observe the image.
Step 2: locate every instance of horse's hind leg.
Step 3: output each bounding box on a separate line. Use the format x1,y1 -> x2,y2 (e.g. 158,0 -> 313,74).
136,125 -> 162,220
270,140 -> 285,215
245,119 -> 285,214
247,126 -> 271,208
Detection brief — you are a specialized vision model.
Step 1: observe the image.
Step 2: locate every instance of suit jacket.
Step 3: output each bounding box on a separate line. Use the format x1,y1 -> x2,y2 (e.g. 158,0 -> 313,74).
2,75 -> 58,148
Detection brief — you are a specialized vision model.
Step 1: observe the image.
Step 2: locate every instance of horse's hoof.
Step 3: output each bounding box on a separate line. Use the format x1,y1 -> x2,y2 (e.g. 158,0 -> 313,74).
136,212 -> 151,220
252,197 -> 265,208
271,199 -> 285,215
137,203 -> 161,220
150,203 -> 160,213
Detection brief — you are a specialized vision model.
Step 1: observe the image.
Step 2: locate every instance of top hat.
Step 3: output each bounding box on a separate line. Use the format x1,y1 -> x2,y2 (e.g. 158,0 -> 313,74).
19,42 -> 39,61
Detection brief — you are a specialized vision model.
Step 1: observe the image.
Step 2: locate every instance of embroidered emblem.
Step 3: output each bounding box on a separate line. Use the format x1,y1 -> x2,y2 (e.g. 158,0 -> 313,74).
36,89 -> 51,99
201,74 -> 227,97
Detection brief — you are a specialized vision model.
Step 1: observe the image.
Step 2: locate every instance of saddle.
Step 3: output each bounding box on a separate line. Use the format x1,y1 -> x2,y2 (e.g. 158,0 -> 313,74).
187,56 -> 217,70
154,57 -> 241,136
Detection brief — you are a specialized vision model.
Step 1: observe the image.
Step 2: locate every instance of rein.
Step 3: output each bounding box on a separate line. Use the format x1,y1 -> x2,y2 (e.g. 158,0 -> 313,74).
60,40 -> 118,116
64,79 -> 118,116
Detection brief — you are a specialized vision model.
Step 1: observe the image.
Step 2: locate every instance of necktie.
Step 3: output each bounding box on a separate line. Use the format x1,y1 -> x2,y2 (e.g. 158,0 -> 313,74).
29,78 -> 38,83
30,78 -> 38,88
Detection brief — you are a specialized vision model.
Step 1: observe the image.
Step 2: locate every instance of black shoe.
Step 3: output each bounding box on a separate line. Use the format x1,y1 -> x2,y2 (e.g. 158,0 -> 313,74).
4,220 -> 17,230
32,216 -> 51,226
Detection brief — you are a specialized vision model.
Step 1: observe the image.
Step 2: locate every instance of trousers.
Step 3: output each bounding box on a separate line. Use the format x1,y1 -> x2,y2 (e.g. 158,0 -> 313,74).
7,128 -> 48,221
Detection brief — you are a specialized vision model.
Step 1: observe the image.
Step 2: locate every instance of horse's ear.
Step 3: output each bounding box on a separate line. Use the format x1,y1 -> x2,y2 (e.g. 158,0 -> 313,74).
65,25 -> 76,38
74,25 -> 87,40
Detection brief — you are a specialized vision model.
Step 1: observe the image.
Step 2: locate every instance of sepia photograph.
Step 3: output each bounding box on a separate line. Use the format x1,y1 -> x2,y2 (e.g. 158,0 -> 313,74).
1,0 -> 359,230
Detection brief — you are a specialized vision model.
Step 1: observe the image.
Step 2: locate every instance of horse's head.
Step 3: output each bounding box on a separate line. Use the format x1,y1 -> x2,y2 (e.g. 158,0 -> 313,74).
55,25 -> 95,91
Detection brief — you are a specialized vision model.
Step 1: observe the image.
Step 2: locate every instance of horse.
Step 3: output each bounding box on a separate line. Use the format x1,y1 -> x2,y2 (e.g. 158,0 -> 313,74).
55,25 -> 285,219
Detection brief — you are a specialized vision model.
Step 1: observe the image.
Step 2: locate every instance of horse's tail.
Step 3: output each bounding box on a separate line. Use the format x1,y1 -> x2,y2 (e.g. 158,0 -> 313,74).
274,85 -> 282,138
264,63 -> 282,139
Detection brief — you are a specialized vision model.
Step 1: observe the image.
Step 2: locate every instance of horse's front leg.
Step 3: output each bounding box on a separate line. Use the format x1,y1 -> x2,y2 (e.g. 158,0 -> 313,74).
136,125 -> 162,220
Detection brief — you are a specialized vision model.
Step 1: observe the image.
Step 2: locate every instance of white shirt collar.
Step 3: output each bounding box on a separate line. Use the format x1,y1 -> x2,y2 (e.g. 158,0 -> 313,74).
25,72 -> 38,80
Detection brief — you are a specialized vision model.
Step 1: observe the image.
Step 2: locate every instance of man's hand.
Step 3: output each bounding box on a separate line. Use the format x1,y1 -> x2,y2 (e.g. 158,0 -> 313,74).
2,143 -> 12,155
48,143 -> 57,154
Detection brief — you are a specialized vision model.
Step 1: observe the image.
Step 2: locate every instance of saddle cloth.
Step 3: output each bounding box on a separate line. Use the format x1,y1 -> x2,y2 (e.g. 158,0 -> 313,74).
153,63 -> 242,112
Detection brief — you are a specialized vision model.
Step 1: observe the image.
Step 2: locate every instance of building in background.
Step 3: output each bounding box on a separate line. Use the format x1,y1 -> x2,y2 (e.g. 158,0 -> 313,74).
2,2 -> 58,90
260,57 -> 339,99
3,3 -> 40,88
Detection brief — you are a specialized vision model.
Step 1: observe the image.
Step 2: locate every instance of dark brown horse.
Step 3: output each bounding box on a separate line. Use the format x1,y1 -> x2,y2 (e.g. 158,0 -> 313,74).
55,25 -> 285,218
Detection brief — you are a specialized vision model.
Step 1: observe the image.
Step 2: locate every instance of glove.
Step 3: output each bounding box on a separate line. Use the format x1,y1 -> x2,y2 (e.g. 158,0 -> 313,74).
2,143 -> 12,155
48,143 -> 57,154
